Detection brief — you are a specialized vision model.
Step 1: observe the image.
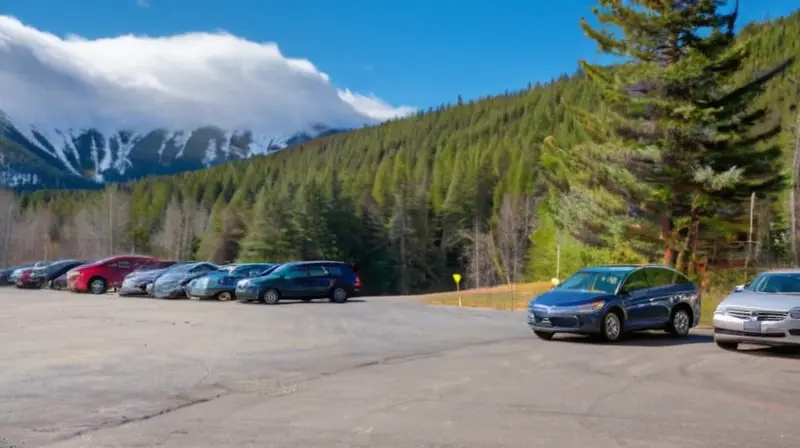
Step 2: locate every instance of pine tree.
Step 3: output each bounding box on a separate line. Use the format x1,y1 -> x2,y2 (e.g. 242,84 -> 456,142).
579,0 -> 794,272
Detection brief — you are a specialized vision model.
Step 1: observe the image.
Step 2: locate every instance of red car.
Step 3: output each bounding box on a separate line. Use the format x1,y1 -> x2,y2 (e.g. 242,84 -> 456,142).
66,255 -> 159,294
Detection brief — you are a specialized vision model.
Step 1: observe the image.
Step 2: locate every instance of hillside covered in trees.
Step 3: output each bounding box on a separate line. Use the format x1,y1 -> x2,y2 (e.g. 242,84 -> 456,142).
2,6 -> 799,295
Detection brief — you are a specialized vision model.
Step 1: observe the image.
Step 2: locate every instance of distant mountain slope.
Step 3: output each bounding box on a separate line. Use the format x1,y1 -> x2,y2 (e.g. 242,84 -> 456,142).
0,118 -> 344,189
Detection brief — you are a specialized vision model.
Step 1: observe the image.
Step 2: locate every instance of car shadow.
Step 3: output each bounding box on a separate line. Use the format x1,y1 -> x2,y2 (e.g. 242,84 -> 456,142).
555,331 -> 714,347
238,299 -> 367,305
733,345 -> 800,359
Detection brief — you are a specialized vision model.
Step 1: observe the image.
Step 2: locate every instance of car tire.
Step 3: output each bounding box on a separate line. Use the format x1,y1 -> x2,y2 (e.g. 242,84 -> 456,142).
89,277 -> 108,295
533,330 -> 554,341
668,307 -> 692,337
217,292 -> 233,302
262,288 -> 280,305
330,287 -> 348,304
600,310 -> 623,342
715,340 -> 738,351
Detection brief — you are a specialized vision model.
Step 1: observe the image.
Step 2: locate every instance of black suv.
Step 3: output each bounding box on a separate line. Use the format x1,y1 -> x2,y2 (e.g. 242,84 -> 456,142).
235,261 -> 362,304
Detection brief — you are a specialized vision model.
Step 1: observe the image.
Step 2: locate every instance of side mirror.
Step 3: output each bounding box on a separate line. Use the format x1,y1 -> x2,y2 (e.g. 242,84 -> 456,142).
733,284 -> 745,293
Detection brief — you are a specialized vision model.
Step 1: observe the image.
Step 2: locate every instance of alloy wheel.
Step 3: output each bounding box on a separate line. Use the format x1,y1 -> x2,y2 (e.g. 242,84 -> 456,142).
671,309 -> 691,336
332,288 -> 348,303
603,312 -> 621,341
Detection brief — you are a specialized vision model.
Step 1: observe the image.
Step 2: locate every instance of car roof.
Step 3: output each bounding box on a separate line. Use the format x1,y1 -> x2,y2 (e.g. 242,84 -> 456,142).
291,260 -> 349,266
584,264 -> 678,271
760,269 -> 800,275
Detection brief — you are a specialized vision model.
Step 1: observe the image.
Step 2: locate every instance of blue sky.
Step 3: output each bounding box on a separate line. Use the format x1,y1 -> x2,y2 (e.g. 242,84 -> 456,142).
4,0 -> 797,109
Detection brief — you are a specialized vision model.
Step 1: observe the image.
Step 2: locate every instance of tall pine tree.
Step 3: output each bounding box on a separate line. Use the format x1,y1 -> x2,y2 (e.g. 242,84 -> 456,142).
579,0 -> 794,272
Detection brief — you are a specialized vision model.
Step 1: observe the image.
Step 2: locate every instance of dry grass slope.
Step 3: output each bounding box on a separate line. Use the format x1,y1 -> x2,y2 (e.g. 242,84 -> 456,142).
419,282 -> 553,311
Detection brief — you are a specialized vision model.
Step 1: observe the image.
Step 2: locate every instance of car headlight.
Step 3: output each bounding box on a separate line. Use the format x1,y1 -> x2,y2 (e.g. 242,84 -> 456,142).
714,304 -> 726,315
789,307 -> 800,320
574,301 -> 606,313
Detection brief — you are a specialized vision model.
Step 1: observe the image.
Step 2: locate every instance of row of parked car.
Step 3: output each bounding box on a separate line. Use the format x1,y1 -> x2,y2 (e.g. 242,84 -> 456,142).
527,264 -> 800,352
0,254 -> 362,304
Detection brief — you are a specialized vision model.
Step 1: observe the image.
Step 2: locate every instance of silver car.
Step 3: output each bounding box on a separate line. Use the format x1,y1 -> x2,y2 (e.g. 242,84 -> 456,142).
713,270 -> 800,350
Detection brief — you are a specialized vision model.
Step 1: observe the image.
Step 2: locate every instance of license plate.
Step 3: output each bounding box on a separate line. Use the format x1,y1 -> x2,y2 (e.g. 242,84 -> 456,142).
743,318 -> 762,333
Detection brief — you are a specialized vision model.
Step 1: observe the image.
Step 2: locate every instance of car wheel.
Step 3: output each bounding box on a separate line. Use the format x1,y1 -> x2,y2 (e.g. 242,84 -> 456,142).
330,287 -> 348,304
533,330 -> 554,341
89,277 -> 108,295
715,340 -> 738,351
217,291 -> 233,302
262,288 -> 280,305
668,307 -> 692,337
600,310 -> 623,342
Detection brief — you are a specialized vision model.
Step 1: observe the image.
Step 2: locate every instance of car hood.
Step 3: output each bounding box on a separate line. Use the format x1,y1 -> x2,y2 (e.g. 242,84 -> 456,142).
531,290 -> 614,307
130,268 -> 169,281
719,292 -> 800,312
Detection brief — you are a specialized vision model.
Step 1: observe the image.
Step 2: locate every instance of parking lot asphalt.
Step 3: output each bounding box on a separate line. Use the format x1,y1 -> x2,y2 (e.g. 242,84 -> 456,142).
2,288 -> 800,448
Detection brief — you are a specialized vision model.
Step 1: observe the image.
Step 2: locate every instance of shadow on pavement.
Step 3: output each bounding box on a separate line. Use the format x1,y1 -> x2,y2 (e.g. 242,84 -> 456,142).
238,299 -> 367,306
735,345 -> 800,359
556,331 -> 714,347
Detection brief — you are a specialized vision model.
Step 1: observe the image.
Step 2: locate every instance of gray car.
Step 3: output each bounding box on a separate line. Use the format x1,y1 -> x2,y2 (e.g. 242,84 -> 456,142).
713,270 -> 800,350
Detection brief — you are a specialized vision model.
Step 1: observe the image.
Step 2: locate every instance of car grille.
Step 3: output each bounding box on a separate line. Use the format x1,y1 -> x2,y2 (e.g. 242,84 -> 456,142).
532,313 -> 579,328
726,307 -> 788,321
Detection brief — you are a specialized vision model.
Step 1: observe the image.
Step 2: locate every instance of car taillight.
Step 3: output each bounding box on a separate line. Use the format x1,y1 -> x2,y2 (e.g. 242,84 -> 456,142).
354,275 -> 361,289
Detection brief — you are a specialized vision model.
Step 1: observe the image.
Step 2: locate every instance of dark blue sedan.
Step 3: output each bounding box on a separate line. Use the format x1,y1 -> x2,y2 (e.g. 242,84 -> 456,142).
528,265 -> 700,342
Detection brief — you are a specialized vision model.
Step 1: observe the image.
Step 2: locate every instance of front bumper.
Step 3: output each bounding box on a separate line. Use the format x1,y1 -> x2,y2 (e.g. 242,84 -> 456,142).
152,286 -> 187,299
235,285 -> 262,301
186,285 -> 231,299
527,309 -> 604,334
118,285 -> 148,296
66,277 -> 88,292
713,314 -> 800,346
16,278 -> 44,288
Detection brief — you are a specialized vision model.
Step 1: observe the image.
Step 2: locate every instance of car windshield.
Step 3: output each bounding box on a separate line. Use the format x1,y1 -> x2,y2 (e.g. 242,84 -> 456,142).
748,274 -> 800,294
267,263 -> 297,277
554,271 -> 625,294
168,263 -> 197,274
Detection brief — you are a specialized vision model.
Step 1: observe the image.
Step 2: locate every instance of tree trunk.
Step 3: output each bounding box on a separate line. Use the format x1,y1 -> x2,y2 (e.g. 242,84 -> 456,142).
661,215 -> 675,266
791,108 -> 800,264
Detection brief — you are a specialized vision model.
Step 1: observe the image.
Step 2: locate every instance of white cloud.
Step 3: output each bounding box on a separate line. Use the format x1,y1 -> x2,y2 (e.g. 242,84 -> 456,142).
0,15 -> 416,135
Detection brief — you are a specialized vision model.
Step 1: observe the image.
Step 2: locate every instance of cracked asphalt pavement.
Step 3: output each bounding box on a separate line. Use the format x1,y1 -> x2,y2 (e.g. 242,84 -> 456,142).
2,288 -> 800,448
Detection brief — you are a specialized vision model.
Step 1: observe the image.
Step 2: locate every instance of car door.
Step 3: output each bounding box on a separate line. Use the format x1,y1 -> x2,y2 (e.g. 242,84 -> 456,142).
305,264 -> 333,297
112,260 -> 133,286
281,267 -> 309,298
618,268 -> 655,329
644,268 -> 681,323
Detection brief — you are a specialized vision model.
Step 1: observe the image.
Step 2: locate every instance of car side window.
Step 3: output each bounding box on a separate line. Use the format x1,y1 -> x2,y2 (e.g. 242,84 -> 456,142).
674,271 -> 693,285
326,266 -> 343,277
620,269 -> 650,294
107,262 -> 118,268
306,265 -> 328,278
648,268 -> 675,288
284,268 -> 308,280
117,260 -> 132,269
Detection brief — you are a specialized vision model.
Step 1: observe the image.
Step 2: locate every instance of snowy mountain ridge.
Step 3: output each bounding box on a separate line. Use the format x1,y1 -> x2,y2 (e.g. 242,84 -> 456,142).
0,114 -> 342,189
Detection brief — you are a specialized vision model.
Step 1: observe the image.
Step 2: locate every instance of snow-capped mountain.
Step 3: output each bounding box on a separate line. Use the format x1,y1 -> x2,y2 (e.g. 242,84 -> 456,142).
0,115 -> 342,189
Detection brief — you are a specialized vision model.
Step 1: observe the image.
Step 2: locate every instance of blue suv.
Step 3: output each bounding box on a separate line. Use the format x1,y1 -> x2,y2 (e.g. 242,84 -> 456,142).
528,265 -> 701,342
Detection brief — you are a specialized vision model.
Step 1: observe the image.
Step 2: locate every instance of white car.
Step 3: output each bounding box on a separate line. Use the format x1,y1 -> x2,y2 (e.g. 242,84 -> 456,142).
713,270 -> 800,350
